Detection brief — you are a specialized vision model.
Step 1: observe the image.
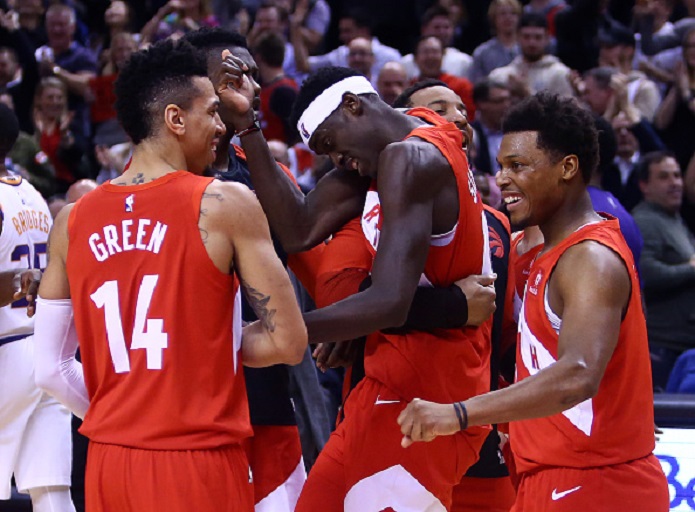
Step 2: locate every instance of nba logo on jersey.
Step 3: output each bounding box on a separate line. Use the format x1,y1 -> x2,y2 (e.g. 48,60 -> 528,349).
125,194 -> 134,213
528,270 -> 542,295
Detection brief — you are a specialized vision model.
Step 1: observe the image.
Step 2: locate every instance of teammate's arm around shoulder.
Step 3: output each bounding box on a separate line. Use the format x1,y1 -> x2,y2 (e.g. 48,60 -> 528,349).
33,204 -> 90,419
206,180 -> 307,367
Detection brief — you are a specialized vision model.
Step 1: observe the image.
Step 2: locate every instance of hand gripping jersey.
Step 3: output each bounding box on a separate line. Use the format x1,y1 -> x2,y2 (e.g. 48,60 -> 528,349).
512,218 -> 656,473
0,175 -> 51,341
361,113 -> 492,403
67,171 -> 251,450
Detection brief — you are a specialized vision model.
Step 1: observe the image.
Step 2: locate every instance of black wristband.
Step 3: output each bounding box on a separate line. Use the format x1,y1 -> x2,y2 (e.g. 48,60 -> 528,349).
458,401 -> 468,430
453,401 -> 468,431
453,402 -> 465,431
235,118 -> 261,138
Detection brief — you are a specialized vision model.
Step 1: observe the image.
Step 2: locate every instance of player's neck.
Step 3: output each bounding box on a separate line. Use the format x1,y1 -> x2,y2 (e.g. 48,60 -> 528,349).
118,143 -> 187,184
539,190 -> 600,250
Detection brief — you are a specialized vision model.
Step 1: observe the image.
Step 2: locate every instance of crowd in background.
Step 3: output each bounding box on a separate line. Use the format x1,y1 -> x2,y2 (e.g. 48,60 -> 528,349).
0,0 -> 693,391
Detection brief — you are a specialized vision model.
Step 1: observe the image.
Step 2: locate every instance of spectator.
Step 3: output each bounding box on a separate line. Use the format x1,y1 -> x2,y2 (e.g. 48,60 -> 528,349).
253,30 -> 298,144
522,0 -> 565,36
65,177 -> 97,203
140,0 -> 219,45
635,0 -> 695,57
35,4 -> 97,140
554,0 -> 625,73
245,2 -> 307,84
274,0 -> 331,54
401,5 -> 473,80
89,32 -> 137,145
470,78 -> 510,178
0,10 -> 40,134
633,151 -> 695,391
589,114 -> 644,270
246,1 -> 289,49
608,114 -> 647,211
666,348 -> 695,393
96,0 -> 136,70
33,76 -> 88,194
653,27 -> 695,172
376,61 -> 407,106
412,35 -> 475,119
15,0 -> 46,50
0,92 -> 55,197
597,26 -> 662,122
292,8 -> 400,84
470,0 -> 521,84
345,37 -> 375,82
489,12 -> 573,98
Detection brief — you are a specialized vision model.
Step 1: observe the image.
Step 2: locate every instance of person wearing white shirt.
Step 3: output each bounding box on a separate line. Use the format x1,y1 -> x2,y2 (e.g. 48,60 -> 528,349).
401,5 -> 472,80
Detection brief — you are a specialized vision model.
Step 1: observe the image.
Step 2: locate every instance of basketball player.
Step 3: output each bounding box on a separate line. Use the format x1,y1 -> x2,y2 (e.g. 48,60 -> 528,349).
183,27 -> 317,512
220,62 -> 493,509
33,39 -> 307,512
397,93 -> 670,512
0,104 -> 75,512
392,79 -> 517,512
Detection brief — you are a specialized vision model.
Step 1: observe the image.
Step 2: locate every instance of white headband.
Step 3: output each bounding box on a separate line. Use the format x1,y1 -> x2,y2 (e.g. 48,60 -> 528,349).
297,76 -> 377,146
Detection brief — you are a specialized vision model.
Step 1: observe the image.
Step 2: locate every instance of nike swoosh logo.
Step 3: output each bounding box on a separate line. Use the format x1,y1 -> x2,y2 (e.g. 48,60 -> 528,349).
551,486 -> 582,500
374,395 -> 400,405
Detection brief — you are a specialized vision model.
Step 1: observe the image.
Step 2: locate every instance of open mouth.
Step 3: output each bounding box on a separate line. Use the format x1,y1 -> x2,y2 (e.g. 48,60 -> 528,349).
503,193 -> 524,211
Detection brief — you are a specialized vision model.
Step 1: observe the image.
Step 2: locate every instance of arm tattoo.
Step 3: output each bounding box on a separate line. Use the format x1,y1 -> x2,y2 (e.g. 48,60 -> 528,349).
240,278 -> 276,332
131,173 -> 145,184
202,192 -> 223,201
199,227 -> 209,244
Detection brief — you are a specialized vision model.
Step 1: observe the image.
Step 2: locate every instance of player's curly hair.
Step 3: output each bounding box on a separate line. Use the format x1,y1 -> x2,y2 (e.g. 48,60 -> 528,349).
114,39 -> 208,144
182,26 -> 248,52
0,103 -> 18,158
289,66 -> 363,130
392,79 -> 449,109
502,92 -> 599,183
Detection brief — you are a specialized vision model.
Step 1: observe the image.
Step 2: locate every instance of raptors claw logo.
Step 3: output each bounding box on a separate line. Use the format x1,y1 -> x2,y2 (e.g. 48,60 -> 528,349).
488,226 -> 504,258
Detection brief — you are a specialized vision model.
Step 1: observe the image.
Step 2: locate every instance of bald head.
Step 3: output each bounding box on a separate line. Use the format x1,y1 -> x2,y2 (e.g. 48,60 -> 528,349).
66,179 -> 98,203
377,62 -> 407,106
347,37 -> 374,78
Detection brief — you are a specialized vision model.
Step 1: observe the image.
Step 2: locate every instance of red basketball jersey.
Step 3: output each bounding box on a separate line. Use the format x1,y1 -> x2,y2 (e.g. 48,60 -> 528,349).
511,217 -> 656,473
361,119 -> 492,403
67,171 -> 251,450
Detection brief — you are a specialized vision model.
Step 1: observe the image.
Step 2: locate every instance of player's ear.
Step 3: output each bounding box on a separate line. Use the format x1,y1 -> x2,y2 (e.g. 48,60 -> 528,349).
560,154 -> 580,182
341,92 -> 363,116
164,104 -> 186,136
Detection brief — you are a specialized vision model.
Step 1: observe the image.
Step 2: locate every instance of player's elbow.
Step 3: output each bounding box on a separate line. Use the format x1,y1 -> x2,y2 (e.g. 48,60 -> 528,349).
277,324 -> 308,365
559,363 -> 601,406
378,295 -> 411,329
34,366 -> 60,398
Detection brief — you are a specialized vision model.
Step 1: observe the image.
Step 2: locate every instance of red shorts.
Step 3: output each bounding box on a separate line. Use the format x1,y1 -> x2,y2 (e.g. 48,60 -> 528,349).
243,425 -> 306,510
86,441 -> 254,512
511,454 -> 669,512
296,378 -> 488,512
452,476 -> 516,512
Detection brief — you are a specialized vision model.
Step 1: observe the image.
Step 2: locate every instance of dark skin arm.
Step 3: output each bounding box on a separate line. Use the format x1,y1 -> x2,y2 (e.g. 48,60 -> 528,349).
304,140 -> 454,344
398,241 -> 630,446
0,200 -> 41,313
218,51 -> 369,253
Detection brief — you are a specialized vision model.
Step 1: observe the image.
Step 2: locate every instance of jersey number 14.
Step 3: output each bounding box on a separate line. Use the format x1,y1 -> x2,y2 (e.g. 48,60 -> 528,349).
91,274 -> 168,373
